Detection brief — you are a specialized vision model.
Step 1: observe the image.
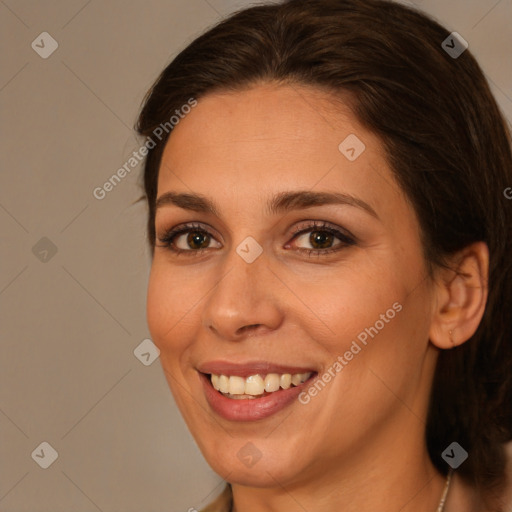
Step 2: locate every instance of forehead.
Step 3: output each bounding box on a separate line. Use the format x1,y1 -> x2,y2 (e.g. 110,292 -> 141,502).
157,83 -> 402,218
163,84 -> 356,150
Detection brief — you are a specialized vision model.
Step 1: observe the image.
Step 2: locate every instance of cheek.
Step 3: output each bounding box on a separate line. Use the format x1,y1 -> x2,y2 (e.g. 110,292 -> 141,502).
146,262 -> 194,354
296,244 -> 429,382
294,260 -> 407,352
146,264 -> 200,410
146,267 -> 167,347
325,266 -> 432,408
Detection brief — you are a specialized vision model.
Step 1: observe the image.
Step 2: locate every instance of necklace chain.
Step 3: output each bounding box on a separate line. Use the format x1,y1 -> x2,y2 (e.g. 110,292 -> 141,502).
437,469 -> 454,512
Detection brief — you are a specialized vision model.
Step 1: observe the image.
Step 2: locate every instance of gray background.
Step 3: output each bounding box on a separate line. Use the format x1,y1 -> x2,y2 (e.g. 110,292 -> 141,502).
1,0 -> 511,510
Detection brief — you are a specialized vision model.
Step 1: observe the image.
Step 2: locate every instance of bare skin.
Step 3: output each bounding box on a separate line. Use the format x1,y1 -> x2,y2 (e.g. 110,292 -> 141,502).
147,83 -> 490,511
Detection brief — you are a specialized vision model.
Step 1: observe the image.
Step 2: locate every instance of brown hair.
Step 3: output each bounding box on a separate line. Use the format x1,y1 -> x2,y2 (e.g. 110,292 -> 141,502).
136,0 -> 512,508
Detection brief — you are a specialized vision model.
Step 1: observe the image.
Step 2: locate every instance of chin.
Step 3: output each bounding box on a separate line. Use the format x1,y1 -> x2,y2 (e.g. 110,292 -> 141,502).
199,437 -> 302,487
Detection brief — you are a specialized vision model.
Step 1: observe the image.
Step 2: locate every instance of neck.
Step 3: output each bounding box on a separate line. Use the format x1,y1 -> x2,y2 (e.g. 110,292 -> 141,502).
231,425 -> 447,512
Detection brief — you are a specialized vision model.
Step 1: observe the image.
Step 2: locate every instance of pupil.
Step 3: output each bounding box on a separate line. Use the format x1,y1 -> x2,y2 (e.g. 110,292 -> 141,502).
310,231 -> 332,249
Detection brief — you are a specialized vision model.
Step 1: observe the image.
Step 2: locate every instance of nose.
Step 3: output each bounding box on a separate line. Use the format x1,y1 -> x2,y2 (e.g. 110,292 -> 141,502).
201,244 -> 284,341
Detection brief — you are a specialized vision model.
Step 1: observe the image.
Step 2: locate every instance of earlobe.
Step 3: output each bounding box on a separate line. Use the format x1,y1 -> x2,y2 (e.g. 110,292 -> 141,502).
429,242 -> 489,350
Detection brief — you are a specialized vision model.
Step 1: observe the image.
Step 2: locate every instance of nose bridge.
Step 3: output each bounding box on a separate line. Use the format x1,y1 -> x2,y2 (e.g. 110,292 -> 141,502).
201,241 -> 282,339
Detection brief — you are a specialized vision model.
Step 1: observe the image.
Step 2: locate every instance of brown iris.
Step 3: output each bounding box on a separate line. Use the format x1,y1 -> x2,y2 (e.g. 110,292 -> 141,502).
187,231 -> 210,250
309,231 -> 334,249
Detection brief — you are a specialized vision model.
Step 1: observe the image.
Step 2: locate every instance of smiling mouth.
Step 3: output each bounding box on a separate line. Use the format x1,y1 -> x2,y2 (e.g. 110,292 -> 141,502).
207,372 -> 315,399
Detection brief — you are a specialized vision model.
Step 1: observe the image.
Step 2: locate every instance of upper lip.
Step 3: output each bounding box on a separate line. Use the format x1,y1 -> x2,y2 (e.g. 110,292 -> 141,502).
198,360 -> 317,378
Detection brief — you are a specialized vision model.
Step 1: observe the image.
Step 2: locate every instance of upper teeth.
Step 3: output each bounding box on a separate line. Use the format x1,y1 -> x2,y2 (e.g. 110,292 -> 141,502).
210,372 -> 312,397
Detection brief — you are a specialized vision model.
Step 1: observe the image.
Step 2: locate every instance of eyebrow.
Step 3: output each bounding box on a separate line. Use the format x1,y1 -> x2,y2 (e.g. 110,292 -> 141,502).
155,190 -> 379,219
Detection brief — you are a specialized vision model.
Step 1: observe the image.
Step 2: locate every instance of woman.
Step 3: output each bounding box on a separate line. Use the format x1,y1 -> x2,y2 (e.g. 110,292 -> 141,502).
136,0 -> 512,510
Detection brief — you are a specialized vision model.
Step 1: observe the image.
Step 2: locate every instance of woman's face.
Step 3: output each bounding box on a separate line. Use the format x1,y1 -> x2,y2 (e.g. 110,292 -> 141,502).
147,83 -> 439,487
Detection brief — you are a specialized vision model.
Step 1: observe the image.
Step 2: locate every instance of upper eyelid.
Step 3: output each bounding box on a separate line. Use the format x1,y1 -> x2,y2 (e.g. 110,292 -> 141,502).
158,220 -> 349,237
290,220 -> 355,239
162,222 -> 222,241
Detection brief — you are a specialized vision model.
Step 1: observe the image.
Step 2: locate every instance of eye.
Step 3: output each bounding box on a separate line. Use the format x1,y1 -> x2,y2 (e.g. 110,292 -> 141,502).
156,223 -> 221,256
287,220 -> 356,256
156,220 -> 356,258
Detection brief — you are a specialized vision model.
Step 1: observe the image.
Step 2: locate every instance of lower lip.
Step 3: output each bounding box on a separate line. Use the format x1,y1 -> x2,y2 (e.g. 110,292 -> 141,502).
200,373 -> 315,422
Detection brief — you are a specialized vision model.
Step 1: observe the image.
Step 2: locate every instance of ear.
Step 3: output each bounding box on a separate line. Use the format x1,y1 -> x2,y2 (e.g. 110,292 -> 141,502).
429,242 -> 489,349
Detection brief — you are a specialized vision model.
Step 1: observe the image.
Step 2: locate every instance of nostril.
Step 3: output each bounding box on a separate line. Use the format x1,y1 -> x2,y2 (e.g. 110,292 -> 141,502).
237,324 -> 262,334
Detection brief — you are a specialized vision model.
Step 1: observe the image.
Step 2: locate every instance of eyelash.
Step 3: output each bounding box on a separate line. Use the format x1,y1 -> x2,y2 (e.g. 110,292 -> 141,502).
156,220 -> 356,258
